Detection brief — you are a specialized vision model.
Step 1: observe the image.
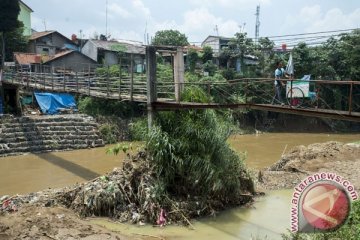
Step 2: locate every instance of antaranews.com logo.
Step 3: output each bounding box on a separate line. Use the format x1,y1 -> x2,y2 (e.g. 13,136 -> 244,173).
291,172 -> 358,233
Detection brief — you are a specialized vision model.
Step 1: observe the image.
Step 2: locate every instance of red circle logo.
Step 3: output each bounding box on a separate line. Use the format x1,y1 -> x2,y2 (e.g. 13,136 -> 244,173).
301,183 -> 350,230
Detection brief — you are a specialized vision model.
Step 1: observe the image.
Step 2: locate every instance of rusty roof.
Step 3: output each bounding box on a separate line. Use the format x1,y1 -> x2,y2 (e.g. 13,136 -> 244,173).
29,31 -> 74,46
14,52 -> 42,65
29,31 -> 55,40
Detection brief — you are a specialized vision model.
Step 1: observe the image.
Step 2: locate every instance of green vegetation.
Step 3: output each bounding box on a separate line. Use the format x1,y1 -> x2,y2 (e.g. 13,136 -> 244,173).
130,87 -> 254,202
152,29 -> 189,46
77,97 -> 145,143
0,0 -> 22,66
282,200 -> 360,240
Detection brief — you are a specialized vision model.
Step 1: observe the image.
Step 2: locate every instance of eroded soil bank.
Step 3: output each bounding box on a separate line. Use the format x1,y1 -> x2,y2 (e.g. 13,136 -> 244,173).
257,141 -> 360,191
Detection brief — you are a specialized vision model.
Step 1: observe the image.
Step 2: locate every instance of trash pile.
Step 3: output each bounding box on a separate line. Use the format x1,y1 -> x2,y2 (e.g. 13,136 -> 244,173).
59,151 -> 163,224
1,151 -> 254,226
58,151 -> 254,226
0,189 -> 62,216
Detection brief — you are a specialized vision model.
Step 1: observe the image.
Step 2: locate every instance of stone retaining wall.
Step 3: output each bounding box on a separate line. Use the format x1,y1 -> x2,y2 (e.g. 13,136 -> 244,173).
0,114 -> 104,157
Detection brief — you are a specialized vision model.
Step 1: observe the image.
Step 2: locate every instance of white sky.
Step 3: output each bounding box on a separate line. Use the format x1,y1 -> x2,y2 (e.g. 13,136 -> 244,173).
24,0 -> 360,44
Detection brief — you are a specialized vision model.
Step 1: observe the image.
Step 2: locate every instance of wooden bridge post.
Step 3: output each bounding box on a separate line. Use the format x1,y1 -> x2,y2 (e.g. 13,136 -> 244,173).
63,64 -> 66,92
43,65 -> 46,90
107,66 -> 110,97
146,46 -> 157,129
88,64 -> 91,96
130,53 -> 134,101
349,83 -> 353,115
76,71 -> 79,92
174,47 -> 184,103
51,67 -> 54,91
118,57 -> 122,99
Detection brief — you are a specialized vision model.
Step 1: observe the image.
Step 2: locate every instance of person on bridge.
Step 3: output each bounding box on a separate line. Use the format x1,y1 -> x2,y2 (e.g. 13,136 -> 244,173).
272,61 -> 289,105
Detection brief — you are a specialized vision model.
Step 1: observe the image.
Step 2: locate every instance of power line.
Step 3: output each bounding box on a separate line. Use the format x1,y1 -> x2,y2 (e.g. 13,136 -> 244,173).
265,28 -> 358,39
189,28 -> 359,44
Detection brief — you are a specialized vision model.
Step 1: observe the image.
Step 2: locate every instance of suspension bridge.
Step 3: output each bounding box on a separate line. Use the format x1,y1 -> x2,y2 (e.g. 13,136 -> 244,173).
2,46 -> 360,123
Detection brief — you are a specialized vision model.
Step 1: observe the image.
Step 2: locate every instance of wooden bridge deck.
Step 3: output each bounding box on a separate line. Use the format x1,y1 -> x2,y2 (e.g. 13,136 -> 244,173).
153,102 -> 360,122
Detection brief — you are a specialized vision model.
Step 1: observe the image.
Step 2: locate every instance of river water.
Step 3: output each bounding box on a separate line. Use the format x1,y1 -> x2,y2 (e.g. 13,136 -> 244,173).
1,133 -> 359,239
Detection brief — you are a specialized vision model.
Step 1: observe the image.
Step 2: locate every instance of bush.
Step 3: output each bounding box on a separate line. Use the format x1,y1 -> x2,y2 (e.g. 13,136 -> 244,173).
129,118 -> 148,141
77,96 -> 140,118
99,123 -> 119,144
221,68 -> 236,80
144,87 -> 254,199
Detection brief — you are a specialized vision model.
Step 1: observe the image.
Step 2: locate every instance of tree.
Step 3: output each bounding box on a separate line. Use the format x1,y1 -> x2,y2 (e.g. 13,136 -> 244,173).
254,37 -> 275,77
187,48 -> 199,73
228,32 -> 255,61
201,45 -> 213,63
0,0 -> 20,68
219,32 -> 255,73
152,30 -> 189,46
0,23 -> 28,62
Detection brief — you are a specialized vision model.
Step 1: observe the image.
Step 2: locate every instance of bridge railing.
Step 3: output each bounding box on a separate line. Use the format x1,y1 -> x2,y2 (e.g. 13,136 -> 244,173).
2,64 -> 148,101
158,78 -> 360,115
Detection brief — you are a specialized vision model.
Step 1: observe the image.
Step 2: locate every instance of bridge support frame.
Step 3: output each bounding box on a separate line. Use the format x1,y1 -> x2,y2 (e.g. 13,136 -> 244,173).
146,46 -> 157,129
174,47 -> 184,102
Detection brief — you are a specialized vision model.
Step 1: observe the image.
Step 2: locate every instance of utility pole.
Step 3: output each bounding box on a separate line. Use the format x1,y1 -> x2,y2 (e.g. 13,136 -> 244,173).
255,5 -> 260,45
214,25 -> 219,36
105,0 -> 108,37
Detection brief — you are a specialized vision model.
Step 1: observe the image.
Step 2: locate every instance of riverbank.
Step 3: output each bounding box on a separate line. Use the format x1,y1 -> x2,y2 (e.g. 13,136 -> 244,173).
257,141 -> 360,191
1,139 -> 359,239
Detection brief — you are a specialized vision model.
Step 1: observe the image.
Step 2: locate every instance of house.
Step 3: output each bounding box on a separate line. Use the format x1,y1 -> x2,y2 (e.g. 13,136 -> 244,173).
202,35 -> 258,72
44,50 -> 97,72
14,51 -> 97,72
14,52 -> 47,72
81,39 -> 145,72
28,31 -> 78,56
201,35 -> 232,57
18,0 -> 33,36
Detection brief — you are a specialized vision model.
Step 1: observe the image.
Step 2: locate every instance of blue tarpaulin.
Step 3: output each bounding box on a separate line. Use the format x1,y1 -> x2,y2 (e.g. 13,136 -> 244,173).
34,92 -> 77,115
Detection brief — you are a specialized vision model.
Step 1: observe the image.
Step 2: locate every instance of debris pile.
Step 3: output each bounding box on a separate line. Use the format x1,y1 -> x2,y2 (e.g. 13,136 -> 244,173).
58,151 -> 254,225
1,151 -> 254,226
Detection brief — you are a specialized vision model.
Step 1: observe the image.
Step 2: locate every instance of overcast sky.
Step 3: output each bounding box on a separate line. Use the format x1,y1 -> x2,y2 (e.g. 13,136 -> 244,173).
24,0 -> 360,45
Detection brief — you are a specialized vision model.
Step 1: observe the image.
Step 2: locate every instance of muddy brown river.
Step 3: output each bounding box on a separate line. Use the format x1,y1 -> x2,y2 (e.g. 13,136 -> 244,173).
1,133 -> 359,239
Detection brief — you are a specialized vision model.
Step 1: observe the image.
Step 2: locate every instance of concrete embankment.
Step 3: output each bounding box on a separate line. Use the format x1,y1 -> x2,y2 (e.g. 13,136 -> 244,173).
0,114 -> 104,157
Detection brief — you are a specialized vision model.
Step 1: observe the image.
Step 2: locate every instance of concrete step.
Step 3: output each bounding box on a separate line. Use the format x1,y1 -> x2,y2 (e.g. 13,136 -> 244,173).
0,143 -> 104,155
0,138 -> 103,148
0,122 -> 98,132
0,132 -> 101,142
1,126 -> 97,134
0,115 -> 105,157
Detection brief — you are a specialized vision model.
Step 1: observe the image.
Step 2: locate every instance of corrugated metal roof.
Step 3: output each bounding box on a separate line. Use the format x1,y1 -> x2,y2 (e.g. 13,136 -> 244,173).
29,31 -> 55,40
45,50 -> 74,63
29,31 -> 74,46
44,50 -> 97,64
90,40 -> 145,55
14,52 -> 42,65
